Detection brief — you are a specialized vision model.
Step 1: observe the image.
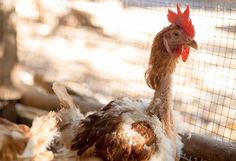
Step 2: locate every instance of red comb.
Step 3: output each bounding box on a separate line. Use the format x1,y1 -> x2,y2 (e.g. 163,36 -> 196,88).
167,4 -> 195,38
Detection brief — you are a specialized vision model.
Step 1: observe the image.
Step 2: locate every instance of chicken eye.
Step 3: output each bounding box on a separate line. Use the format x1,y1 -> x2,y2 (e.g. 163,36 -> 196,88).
174,32 -> 179,37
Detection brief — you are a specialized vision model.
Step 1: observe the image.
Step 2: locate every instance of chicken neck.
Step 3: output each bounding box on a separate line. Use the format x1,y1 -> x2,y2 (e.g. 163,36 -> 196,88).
145,29 -> 178,137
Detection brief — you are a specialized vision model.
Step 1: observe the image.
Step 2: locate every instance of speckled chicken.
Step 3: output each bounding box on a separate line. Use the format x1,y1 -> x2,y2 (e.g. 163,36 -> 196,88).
21,4 -> 198,161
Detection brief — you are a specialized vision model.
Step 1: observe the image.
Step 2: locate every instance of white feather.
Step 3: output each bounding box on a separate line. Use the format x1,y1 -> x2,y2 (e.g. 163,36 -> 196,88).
20,112 -> 58,160
52,82 -> 84,149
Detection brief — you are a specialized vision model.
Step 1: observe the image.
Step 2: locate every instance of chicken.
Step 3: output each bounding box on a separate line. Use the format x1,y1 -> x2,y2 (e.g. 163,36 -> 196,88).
0,117 -> 30,161
20,4 -> 197,161
49,84 -> 182,161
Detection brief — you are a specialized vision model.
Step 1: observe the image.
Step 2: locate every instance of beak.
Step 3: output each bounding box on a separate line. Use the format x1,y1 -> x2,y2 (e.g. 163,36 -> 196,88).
187,39 -> 198,50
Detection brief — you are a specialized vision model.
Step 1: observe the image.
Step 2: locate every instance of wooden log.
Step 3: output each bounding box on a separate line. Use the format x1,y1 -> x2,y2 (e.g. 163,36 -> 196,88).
181,133 -> 236,161
11,66 -> 103,113
18,84 -> 103,113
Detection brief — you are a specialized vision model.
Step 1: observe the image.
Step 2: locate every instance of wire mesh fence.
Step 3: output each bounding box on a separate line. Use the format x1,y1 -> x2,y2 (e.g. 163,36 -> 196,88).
119,0 -> 236,143
16,0 -> 236,144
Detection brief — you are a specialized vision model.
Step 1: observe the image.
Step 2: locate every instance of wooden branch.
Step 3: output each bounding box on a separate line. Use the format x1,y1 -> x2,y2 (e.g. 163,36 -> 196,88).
18,84 -> 103,113
181,133 -> 236,161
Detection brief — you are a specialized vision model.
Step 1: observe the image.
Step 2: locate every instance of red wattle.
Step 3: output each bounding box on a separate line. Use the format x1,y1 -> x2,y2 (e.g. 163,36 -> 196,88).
181,47 -> 190,62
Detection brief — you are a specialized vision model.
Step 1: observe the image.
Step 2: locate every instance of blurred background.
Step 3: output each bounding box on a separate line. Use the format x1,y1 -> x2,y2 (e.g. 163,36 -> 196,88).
1,0 -> 235,145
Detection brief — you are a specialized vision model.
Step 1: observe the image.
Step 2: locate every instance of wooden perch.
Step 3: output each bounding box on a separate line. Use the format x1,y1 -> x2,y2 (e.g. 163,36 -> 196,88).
10,66 -> 102,113
18,84 -> 103,113
182,133 -> 236,161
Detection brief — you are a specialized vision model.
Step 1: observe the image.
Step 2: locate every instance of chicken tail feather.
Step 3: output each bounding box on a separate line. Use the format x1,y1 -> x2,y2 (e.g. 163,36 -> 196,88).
52,82 -> 75,109
53,82 -> 84,122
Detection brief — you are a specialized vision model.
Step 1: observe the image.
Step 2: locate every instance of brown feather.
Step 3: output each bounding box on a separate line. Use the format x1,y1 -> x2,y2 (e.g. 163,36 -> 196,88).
71,100 -> 157,161
0,118 -> 30,160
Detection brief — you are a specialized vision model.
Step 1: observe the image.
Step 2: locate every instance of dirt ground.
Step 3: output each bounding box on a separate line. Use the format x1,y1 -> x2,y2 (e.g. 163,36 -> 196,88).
16,0 -> 236,142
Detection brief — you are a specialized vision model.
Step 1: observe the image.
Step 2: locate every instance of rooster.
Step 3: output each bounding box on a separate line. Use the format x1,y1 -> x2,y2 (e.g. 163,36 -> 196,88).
20,4 -> 198,161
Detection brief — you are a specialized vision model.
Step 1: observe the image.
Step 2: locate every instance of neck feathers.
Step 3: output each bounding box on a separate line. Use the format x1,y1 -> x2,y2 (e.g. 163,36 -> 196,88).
145,26 -> 178,90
